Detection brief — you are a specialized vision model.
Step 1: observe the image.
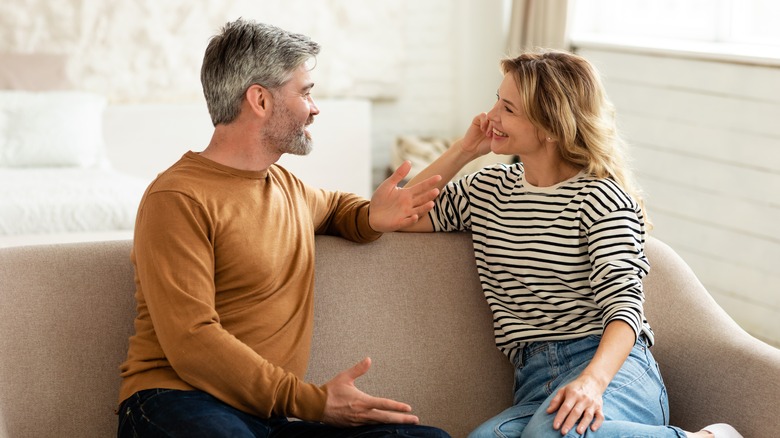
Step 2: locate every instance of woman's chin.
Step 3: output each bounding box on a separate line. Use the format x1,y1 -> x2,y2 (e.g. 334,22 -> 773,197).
490,139 -> 508,155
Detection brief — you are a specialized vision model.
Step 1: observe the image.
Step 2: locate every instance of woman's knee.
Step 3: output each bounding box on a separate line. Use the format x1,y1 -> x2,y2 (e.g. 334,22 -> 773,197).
520,410 -> 567,438
467,414 -> 530,438
467,421 -> 498,438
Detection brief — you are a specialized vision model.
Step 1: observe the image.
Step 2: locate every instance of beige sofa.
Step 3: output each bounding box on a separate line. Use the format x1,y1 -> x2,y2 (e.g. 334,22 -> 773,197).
0,232 -> 778,438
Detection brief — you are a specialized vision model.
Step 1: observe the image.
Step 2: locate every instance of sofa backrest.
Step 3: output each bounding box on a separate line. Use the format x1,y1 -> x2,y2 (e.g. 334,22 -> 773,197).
306,233 -> 513,437
2,232 -> 773,437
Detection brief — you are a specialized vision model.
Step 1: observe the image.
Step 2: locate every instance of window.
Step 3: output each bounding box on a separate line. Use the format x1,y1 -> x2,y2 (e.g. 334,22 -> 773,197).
571,0 -> 780,61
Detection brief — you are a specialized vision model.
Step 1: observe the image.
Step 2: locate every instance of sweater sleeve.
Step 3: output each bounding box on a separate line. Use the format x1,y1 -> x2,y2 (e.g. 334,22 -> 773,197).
307,188 -> 382,243
132,190 -> 327,420
429,174 -> 476,232
586,208 -> 650,341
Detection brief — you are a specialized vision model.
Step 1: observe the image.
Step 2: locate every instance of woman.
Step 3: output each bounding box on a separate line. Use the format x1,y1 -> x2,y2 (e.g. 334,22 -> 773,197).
401,50 -> 741,438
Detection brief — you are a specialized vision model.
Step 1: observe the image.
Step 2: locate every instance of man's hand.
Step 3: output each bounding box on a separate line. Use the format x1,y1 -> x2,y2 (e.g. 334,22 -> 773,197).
321,357 -> 420,427
368,161 -> 441,232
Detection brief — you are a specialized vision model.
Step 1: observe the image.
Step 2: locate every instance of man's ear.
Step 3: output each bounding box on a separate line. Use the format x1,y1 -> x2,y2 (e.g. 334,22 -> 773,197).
245,84 -> 271,117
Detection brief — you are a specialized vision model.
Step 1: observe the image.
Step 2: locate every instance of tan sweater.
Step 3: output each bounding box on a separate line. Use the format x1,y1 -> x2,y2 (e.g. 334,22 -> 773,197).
118,151 -> 381,421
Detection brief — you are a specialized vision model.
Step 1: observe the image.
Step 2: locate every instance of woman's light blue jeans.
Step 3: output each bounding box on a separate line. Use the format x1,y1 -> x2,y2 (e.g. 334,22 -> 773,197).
468,335 -> 687,438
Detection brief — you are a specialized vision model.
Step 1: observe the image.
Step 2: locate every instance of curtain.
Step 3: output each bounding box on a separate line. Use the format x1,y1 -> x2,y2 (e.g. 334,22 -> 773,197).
506,0 -> 571,54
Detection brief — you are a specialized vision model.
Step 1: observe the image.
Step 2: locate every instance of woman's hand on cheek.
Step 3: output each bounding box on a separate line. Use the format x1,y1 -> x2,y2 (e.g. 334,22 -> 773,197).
460,112 -> 493,158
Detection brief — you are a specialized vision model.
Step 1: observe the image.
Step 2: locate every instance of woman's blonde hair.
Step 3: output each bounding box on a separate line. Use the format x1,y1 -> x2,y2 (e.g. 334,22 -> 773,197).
500,50 -> 649,225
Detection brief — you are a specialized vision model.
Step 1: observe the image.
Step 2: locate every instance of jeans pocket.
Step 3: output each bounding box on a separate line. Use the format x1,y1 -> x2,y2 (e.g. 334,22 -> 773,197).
603,345 -> 653,397
117,400 -> 132,437
117,391 -> 157,438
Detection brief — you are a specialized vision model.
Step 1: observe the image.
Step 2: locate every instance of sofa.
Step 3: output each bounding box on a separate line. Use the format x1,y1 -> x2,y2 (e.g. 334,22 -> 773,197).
0,232 -> 778,438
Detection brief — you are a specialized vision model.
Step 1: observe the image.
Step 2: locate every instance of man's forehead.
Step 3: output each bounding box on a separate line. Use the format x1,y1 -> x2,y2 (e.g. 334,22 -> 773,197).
281,65 -> 315,91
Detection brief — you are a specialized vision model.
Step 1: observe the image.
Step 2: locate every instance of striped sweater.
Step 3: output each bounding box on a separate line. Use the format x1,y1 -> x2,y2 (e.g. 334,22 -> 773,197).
430,163 -> 654,360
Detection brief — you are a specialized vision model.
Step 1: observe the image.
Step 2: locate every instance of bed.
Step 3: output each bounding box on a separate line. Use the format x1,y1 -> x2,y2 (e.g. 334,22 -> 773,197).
0,167 -> 145,235
0,89 -> 148,245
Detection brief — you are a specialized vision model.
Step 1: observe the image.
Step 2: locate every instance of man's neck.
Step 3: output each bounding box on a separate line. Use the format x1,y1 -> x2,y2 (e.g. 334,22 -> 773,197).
200,123 -> 281,172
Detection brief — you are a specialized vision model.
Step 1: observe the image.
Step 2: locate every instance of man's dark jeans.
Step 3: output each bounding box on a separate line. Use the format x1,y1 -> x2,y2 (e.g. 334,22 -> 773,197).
118,389 -> 451,438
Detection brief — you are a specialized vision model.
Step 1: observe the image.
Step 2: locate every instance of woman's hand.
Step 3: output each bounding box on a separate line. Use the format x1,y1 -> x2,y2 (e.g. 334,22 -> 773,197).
546,373 -> 606,435
457,112 -> 493,158
546,322 -> 636,435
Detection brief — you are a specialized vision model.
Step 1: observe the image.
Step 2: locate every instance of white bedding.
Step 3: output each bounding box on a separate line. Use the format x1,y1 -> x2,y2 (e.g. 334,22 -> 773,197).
0,167 -> 148,235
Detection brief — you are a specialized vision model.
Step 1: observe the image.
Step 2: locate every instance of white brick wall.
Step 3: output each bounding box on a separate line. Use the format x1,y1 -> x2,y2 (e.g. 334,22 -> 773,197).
0,0 -> 508,189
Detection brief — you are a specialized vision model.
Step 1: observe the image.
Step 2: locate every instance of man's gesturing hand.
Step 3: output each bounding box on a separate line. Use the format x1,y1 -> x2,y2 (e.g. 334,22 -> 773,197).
368,161 -> 441,232
321,357 -> 420,427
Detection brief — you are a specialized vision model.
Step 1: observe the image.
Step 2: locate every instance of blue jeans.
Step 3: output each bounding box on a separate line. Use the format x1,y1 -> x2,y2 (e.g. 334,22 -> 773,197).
117,388 -> 450,438
468,336 -> 687,438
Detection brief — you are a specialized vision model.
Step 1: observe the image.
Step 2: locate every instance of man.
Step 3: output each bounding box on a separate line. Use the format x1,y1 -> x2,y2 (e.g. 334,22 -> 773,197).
117,18 -> 447,438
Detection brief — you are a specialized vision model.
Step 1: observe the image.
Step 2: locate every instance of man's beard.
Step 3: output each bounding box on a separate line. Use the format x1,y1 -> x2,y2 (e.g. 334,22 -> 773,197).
264,101 -> 313,156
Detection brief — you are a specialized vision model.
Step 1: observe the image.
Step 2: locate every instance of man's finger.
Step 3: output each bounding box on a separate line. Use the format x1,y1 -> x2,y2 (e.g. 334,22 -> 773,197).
365,410 -> 420,425
385,161 -> 412,187
405,175 -> 442,196
412,188 -> 440,207
362,395 -> 413,414
343,357 -> 372,381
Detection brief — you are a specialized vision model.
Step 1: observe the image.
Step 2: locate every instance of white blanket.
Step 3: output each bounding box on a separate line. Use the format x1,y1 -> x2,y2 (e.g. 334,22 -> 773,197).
0,168 -> 147,235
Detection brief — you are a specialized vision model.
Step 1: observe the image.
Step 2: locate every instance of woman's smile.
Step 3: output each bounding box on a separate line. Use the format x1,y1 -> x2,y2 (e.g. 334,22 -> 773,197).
492,127 -> 508,138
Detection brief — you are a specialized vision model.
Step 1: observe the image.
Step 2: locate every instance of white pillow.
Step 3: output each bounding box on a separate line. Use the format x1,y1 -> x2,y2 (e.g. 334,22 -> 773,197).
0,90 -> 107,167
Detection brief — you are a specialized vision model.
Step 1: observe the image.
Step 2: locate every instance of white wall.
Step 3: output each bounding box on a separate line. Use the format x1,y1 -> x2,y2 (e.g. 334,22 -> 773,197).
0,0 -> 508,190
102,99 -> 374,198
368,0 -> 507,185
575,43 -> 780,347
0,0 -> 405,102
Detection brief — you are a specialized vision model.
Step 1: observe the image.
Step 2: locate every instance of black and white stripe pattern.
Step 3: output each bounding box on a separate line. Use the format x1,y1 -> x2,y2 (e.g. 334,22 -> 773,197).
431,163 -> 653,360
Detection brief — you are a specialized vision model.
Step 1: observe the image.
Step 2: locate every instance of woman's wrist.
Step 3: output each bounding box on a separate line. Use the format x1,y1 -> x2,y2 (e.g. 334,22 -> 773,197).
450,138 -> 484,165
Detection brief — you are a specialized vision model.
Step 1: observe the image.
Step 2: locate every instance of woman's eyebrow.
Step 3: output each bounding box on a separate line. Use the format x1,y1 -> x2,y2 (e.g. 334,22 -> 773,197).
497,89 -> 518,109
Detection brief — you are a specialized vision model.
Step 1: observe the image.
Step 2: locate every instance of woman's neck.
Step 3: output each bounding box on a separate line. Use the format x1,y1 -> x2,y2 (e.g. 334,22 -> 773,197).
522,157 -> 581,187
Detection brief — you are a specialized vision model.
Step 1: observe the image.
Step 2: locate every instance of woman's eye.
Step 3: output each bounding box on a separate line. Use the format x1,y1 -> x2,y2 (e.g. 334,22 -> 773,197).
496,94 -> 513,113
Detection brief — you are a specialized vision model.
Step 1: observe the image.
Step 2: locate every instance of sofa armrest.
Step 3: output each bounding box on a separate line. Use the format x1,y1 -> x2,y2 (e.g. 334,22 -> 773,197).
644,237 -> 780,436
0,240 -> 136,438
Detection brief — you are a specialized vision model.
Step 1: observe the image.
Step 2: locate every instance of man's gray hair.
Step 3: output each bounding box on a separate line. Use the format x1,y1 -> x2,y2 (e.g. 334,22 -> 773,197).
201,18 -> 320,126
